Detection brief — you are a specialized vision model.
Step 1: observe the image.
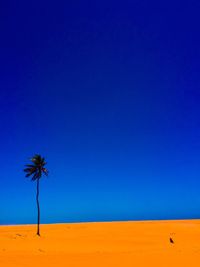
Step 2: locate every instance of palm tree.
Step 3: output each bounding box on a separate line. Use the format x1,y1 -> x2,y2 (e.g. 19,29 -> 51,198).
24,154 -> 48,236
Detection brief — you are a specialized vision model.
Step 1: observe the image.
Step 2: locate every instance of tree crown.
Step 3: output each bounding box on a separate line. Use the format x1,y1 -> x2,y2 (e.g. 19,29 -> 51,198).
24,154 -> 48,181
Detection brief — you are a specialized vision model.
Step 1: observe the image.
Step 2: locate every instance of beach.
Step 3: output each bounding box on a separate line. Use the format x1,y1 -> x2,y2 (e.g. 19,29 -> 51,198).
1,220 -> 200,266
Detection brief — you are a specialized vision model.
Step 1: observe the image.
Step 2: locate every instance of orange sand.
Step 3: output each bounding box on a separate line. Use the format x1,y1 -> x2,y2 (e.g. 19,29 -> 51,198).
1,220 -> 200,266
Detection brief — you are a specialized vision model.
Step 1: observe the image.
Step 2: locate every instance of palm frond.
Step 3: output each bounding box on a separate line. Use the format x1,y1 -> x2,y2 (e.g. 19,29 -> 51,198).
25,164 -> 36,168
24,154 -> 49,181
24,169 -> 37,178
24,167 -> 36,172
42,168 -> 49,176
31,172 -> 41,181
25,172 -> 34,178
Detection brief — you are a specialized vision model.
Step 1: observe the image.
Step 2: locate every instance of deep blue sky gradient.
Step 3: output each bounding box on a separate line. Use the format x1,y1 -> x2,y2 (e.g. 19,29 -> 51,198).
1,0 -> 200,224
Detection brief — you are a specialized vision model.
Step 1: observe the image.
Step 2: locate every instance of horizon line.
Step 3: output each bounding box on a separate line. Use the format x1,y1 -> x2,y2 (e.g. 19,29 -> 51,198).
1,217 -> 200,227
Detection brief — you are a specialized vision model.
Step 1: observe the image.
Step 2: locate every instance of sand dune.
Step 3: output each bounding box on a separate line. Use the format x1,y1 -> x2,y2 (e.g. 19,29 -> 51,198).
1,220 -> 200,266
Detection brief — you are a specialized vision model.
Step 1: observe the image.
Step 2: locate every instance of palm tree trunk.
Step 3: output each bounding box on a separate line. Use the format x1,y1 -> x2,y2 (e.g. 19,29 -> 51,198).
36,179 -> 40,236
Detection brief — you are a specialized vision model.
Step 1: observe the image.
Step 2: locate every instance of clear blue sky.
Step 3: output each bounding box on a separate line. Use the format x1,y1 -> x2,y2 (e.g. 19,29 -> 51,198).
1,0 -> 200,224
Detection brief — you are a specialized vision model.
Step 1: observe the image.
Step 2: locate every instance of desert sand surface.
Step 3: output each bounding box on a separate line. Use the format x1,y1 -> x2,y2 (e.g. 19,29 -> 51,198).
1,220 -> 200,266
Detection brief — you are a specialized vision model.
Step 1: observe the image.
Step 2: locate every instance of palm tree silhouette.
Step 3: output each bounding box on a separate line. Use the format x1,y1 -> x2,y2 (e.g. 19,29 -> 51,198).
24,154 -> 48,236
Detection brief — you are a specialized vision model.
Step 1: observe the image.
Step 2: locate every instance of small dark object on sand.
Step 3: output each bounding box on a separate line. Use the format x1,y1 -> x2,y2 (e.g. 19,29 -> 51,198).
16,234 -> 22,237
170,237 -> 174,244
